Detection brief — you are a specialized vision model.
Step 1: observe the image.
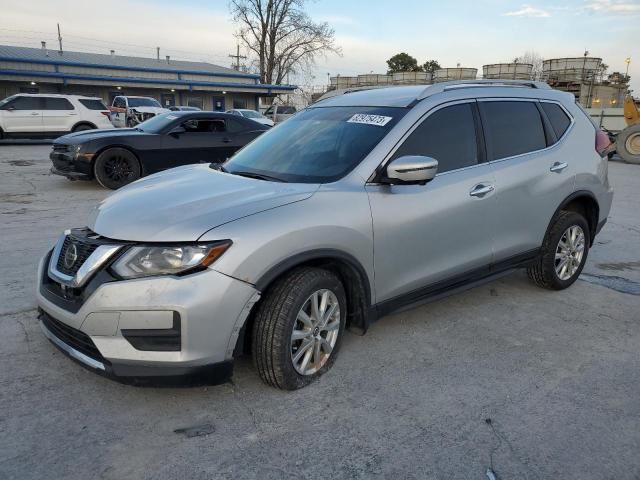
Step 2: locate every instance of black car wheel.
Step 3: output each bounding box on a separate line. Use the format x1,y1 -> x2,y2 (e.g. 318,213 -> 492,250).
94,148 -> 141,190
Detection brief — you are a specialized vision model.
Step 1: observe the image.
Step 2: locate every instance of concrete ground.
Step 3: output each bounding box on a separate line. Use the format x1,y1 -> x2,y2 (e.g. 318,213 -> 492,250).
0,145 -> 638,480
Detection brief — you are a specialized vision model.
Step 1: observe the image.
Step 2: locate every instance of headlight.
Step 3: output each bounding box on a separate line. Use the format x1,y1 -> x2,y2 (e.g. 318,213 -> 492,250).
112,241 -> 231,279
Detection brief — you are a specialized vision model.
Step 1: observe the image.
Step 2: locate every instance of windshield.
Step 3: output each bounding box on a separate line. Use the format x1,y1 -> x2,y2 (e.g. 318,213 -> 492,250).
0,95 -> 16,108
224,106 -> 406,183
136,113 -> 179,132
128,97 -> 162,108
241,110 -> 261,119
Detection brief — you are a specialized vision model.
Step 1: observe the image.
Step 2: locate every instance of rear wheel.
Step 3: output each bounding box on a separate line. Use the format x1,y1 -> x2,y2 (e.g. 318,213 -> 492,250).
72,124 -> 94,133
93,148 -> 141,190
252,267 -> 346,390
616,124 -> 640,165
527,211 -> 590,290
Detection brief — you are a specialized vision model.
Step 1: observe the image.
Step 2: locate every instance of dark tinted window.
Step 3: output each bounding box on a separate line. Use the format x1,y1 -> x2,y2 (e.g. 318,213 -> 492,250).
43,97 -> 74,110
10,96 -> 41,110
128,97 -> 161,108
392,103 -> 478,173
541,102 -> 571,139
278,106 -> 296,114
480,101 -> 546,160
225,106 -> 406,183
113,97 -> 126,108
182,118 -> 226,133
78,99 -> 107,110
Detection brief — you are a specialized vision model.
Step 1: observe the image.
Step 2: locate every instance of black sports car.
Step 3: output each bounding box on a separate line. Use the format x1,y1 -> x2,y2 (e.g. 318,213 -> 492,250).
50,111 -> 269,189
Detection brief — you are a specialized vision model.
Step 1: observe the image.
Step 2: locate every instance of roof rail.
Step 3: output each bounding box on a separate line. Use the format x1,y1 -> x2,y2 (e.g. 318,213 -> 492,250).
314,85 -> 390,104
417,79 -> 550,100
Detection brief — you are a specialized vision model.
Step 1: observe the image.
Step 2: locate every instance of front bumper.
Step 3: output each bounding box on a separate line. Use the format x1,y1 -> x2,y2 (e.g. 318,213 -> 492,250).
49,149 -> 94,180
36,252 -> 260,383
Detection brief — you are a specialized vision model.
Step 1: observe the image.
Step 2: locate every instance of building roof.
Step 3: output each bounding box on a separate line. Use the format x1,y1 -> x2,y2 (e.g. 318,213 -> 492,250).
0,44 -> 259,79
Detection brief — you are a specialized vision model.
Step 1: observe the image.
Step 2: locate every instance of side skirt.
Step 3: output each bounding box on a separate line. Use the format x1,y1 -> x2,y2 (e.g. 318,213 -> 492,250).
373,249 -> 539,320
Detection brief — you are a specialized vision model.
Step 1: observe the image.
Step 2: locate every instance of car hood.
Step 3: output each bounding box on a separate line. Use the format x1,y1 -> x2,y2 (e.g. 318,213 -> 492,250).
87,164 -> 319,242
55,128 -> 145,144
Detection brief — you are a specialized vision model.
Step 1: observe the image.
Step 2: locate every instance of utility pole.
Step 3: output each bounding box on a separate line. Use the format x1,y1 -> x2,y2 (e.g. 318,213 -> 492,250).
625,57 -> 631,82
228,44 -> 247,71
57,23 -> 63,55
156,47 -> 160,61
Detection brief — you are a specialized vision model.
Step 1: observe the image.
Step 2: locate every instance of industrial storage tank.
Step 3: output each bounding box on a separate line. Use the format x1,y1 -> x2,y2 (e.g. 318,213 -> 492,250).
330,76 -> 359,89
483,63 -> 533,80
392,71 -> 432,85
542,57 -> 602,83
433,68 -> 478,82
357,74 -> 392,86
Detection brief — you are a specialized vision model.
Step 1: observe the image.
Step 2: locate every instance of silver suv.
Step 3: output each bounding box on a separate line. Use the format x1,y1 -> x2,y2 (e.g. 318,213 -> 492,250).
37,80 -> 614,390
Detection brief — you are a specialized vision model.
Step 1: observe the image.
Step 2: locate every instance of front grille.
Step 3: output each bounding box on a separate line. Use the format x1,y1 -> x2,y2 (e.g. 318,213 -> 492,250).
40,311 -> 104,363
55,235 -> 99,276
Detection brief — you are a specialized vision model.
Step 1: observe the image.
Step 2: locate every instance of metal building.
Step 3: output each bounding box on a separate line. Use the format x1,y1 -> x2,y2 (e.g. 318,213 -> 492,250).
0,44 -> 296,111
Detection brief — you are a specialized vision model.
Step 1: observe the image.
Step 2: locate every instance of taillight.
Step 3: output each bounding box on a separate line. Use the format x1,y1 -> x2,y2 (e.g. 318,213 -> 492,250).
595,128 -> 615,157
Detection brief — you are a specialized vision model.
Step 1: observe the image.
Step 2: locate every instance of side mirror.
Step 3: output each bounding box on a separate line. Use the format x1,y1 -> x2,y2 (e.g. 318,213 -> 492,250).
384,155 -> 438,185
5,106 -> 15,112
169,126 -> 186,136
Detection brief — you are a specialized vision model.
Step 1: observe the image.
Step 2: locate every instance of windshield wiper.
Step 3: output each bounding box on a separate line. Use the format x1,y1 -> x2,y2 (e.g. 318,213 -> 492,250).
230,170 -> 286,182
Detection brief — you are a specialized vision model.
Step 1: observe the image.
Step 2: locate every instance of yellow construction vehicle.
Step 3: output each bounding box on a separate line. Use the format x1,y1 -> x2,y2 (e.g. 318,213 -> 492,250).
616,96 -> 640,164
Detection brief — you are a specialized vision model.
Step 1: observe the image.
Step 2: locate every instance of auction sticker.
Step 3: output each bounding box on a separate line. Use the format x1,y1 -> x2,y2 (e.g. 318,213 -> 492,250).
347,113 -> 392,127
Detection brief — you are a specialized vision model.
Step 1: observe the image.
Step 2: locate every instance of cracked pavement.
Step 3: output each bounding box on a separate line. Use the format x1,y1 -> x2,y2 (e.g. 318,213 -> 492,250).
0,145 -> 639,479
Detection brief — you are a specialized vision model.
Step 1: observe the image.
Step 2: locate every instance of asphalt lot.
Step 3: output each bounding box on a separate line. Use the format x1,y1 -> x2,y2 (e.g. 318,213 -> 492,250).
0,145 -> 639,480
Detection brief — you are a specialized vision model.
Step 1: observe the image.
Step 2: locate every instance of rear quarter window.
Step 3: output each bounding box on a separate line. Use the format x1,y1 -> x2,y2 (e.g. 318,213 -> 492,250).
540,102 -> 572,139
480,101 -> 547,160
78,99 -> 108,110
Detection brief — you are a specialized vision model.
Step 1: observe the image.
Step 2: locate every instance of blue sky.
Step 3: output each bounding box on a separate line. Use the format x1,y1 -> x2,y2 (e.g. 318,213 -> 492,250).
0,0 -> 637,91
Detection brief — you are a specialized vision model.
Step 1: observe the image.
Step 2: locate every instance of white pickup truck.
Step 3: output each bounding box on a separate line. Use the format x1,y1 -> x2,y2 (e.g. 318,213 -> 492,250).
108,96 -> 170,128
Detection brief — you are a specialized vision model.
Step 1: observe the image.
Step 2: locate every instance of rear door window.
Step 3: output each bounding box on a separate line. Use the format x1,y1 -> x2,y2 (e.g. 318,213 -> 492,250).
43,97 -> 74,110
78,99 -> 108,110
479,101 -> 547,160
392,102 -> 479,174
540,102 -> 572,139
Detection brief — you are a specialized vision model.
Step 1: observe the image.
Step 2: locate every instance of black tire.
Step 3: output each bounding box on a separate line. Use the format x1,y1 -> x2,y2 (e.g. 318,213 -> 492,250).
616,124 -> 640,165
72,124 -> 94,133
93,148 -> 141,190
527,211 -> 590,290
252,267 -> 347,390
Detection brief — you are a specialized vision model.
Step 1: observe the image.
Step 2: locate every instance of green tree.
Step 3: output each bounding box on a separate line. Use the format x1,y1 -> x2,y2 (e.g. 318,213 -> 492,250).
386,52 -> 421,73
422,59 -> 441,74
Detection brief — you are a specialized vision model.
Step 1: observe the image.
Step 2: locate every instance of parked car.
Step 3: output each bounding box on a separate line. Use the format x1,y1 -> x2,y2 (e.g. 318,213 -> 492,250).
109,96 -> 169,128
37,80 -> 613,390
0,94 -> 112,139
263,104 -> 296,123
226,108 -> 274,127
49,111 -> 268,189
169,106 -> 202,112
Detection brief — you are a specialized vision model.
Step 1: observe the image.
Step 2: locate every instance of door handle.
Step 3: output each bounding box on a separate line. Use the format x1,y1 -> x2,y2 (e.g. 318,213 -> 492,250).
469,184 -> 495,198
550,161 -> 568,173
31,112 -> 40,115
221,137 -> 232,143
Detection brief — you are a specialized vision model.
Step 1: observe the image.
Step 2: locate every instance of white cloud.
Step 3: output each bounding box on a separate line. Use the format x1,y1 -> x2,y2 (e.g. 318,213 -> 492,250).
585,0 -> 640,13
504,5 -> 551,17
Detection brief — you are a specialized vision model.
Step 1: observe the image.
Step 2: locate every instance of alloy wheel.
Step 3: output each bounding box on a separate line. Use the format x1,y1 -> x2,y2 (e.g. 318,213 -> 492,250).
103,154 -> 134,182
554,225 -> 585,280
290,289 -> 341,376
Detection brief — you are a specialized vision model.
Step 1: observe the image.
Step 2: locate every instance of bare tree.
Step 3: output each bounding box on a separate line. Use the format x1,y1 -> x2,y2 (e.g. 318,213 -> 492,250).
517,50 -> 544,80
230,0 -> 341,85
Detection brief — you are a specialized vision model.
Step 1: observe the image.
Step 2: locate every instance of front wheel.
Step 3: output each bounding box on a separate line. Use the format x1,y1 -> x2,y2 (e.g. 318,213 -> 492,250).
616,124 -> 640,165
252,267 -> 346,390
93,148 -> 141,190
527,211 -> 590,290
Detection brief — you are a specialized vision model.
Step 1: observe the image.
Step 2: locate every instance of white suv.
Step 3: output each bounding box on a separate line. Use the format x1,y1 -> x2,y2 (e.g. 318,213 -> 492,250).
0,94 -> 113,139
